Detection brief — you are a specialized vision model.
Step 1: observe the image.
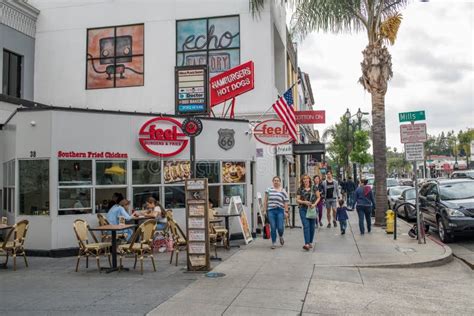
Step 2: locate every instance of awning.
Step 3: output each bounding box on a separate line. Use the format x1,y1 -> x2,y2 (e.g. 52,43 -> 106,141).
293,143 -> 325,155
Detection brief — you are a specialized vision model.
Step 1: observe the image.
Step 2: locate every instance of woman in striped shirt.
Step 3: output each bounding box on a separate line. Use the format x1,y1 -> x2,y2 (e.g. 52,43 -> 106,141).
263,176 -> 289,249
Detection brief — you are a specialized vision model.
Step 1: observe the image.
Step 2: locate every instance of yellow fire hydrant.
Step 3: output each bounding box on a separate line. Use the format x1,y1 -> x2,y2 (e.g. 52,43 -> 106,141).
385,210 -> 395,234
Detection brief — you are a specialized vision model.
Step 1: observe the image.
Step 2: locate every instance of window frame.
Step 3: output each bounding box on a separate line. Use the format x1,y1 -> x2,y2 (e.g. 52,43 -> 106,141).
175,15 -> 240,75
18,159 -> 50,216
2,49 -> 23,98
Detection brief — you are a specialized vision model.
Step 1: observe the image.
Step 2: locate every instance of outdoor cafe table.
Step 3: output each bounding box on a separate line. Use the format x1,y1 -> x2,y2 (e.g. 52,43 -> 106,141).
130,214 -> 156,230
89,224 -> 135,273
214,213 -> 240,248
0,224 -> 13,269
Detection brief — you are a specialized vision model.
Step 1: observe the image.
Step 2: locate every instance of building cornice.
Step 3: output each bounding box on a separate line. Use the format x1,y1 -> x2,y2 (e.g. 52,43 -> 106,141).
0,0 -> 40,38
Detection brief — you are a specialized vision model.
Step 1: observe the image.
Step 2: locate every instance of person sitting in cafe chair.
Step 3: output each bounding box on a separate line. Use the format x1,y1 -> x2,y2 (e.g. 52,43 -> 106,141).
106,195 -> 133,241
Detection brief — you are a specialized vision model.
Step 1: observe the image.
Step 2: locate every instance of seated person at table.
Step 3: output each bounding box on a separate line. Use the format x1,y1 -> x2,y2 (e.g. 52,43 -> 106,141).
106,196 -> 133,241
135,197 -> 167,231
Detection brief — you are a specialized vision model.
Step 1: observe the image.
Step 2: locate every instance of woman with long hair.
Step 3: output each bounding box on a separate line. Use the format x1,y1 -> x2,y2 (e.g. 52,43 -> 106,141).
313,175 -> 324,227
354,179 -> 375,234
297,174 -> 320,251
262,176 -> 289,249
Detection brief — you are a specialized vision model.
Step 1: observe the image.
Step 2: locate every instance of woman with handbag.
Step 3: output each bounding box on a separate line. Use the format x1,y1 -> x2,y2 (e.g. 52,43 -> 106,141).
262,176 -> 289,249
297,174 -> 320,251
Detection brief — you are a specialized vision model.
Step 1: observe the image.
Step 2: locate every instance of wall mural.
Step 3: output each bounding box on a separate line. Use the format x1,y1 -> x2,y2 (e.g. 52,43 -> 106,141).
86,24 -> 144,89
176,16 -> 240,76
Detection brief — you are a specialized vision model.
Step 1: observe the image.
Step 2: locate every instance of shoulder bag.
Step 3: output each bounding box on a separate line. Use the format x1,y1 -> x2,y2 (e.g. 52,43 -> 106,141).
306,190 -> 317,219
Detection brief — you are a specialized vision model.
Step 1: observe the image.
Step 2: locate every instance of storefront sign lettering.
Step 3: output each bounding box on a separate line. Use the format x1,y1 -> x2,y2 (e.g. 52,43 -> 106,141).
210,61 -> 254,107
139,117 -> 189,157
253,119 -> 292,146
57,151 -> 128,158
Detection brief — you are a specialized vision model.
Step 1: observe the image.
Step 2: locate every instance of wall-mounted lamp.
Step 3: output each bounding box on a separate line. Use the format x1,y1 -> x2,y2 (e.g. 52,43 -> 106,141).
30,121 -> 36,126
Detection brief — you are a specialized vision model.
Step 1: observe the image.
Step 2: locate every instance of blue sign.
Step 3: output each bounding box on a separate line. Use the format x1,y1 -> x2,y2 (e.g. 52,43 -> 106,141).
178,104 -> 206,112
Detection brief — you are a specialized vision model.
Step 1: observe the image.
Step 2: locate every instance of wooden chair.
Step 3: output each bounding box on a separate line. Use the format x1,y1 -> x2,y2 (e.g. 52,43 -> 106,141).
118,219 -> 157,274
168,218 -> 187,266
0,219 -> 29,271
97,213 -> 128,242
73,219 -> 111,272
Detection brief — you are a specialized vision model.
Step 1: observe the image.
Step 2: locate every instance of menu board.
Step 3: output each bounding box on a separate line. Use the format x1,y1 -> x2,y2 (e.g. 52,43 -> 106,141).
185,178 -> 210,271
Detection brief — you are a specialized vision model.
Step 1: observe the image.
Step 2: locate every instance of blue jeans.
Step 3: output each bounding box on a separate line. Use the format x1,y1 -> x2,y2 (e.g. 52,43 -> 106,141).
299,208 -> 316,244
339,220 -> 347,233
356,205 -> 372,234
268,207 -> 285,243
347,192 -> 354,208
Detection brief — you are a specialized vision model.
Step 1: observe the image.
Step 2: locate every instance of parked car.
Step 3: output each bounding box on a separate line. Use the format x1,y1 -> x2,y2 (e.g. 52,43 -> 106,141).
387,186 -> 411,210
393,187 -> 417,220
398,178 -> 413,186
386,178 -> 399,188
450,170 -> 474,180
419,179 -> 474,243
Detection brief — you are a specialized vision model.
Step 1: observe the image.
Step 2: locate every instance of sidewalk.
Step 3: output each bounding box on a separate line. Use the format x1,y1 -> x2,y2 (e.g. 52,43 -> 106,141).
148,212 -> 452,315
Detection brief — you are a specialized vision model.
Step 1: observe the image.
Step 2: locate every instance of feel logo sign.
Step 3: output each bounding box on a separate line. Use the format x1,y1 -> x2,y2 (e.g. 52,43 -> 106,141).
399,110 -> 425,123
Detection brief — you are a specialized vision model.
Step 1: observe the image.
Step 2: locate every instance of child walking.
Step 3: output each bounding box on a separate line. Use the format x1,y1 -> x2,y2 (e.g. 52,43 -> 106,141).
336,199 -> 349,235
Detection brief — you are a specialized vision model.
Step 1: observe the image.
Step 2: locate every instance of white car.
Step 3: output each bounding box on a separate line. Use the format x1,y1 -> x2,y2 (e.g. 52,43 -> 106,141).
387,186 -> 411,209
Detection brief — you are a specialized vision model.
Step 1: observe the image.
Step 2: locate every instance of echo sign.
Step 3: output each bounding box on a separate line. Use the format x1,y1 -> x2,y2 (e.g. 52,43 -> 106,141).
210,61 -> 254,107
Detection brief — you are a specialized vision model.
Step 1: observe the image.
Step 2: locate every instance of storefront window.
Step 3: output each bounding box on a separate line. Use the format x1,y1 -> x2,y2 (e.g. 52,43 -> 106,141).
133,187 -> 160,210
96,160 -> 127,185
95,187 -> 127,213
59,160 -> 92,186
222,161 -> 246,183
208,186 -> 220,207
163,161 -> 190,184
223,184 -> 245,205
2,160 -> 15,212
59,188 -> 92,215
164,186 -> 185,208
132,160 -> 161,185
19,160 -> 50,215
196,161 -> 219,183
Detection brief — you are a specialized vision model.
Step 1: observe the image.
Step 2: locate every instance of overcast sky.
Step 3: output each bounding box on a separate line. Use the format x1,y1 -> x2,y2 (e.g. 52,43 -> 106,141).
297,0 -> 473,150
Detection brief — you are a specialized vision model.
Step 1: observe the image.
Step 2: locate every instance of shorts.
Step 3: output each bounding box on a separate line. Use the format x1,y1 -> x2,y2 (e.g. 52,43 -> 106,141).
325,199 -> 336,209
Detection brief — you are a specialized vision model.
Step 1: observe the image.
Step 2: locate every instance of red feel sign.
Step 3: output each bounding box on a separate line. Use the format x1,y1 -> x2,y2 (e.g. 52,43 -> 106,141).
139,117 -> 189,157
209,61 -> 254,107
295,111 -> 326,124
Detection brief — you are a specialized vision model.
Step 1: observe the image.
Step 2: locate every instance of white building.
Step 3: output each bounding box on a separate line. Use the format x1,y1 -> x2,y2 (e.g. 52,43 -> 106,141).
1,0 -> 315,252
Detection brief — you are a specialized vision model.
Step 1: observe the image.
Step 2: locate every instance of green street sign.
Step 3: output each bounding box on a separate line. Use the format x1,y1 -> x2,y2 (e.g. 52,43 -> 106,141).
399,110 -> 426,123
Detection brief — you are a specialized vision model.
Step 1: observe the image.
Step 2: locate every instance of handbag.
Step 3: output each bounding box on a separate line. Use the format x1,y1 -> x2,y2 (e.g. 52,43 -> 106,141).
306,190 -> 317,219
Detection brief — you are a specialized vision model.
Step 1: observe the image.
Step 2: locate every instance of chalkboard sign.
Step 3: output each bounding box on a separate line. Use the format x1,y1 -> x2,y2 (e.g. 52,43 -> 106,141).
228,196 -> 253,244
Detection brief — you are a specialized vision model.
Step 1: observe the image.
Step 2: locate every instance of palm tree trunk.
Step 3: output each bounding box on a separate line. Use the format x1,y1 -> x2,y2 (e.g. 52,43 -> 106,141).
372,91 -> 387,226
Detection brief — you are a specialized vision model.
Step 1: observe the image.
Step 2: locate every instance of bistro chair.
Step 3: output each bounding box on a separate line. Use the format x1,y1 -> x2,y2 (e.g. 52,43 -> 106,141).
97,213 -> 128,242
118,219 -> 157,274
0,219 -> 29,271
73,219 -> 111,272
168,218 -> 187,266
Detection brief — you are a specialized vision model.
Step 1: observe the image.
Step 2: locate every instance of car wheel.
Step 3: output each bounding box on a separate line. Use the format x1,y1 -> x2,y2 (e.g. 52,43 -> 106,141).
437,217 -> 452,243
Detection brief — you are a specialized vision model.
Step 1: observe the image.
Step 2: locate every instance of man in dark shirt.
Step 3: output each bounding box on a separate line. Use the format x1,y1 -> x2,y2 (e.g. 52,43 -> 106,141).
346,177 -> 356,208
323,171 -> 340,228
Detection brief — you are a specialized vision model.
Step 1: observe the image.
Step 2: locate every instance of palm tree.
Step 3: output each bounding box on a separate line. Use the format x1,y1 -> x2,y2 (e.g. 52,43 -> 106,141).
250,0 -> 407,225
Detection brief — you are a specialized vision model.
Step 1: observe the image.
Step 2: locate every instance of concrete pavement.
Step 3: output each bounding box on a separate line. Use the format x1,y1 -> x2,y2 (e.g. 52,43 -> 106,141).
148,212 -> 453,315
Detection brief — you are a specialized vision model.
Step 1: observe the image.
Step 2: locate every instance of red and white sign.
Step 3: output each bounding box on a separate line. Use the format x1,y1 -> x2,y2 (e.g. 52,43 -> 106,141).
209,61 -> 254,107
400,123 -> 427,143
57,151 -> 128,158
295,110 -> 326,124
139,117 -> 189,157
253,119 -> 292,146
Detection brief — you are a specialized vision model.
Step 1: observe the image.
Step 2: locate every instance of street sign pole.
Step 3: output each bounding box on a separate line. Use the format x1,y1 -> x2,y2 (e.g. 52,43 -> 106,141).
413,161 -> 421,244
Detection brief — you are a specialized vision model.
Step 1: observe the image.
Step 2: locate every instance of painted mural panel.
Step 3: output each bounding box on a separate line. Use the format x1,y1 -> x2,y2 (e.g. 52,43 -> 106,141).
86,24 -> 144,89
176,16 -> 240,76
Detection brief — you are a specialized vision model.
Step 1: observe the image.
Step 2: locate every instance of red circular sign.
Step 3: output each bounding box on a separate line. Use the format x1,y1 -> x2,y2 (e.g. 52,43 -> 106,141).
182,117 -> 203,137
253,119 -> 292,145
139,117 -> 189,157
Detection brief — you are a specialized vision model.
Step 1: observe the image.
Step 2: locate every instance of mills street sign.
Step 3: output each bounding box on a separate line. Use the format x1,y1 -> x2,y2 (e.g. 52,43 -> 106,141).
399,110 -> 426,123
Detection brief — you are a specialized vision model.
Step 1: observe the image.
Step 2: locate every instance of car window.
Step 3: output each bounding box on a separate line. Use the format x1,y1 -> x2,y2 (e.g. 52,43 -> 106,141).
367,178 -> 375,185
419,183 -> 433,197
389,187 -> 405,196
387,179 -> 398,187
404,189 -> 416,200
426,184 -> 439,197
440,181 -> 474,200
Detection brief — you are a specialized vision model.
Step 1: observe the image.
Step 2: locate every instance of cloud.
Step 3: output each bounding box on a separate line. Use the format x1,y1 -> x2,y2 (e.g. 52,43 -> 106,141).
390,72 -> 408,88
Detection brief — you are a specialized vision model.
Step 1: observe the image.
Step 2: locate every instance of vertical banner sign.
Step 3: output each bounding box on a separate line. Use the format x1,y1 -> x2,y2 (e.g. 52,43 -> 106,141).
185,179 -> 210,271
176,65 -> 208,115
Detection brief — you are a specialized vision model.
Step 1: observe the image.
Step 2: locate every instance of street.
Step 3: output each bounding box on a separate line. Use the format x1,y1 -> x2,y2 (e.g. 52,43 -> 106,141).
429,230 -> 474,269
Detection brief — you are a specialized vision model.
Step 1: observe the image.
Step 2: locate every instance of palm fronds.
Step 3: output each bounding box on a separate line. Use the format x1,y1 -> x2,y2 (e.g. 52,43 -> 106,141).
380,13 -> 402,45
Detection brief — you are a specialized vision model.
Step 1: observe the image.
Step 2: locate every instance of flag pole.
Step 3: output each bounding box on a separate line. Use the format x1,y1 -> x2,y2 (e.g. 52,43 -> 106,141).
249,79 -> 301,126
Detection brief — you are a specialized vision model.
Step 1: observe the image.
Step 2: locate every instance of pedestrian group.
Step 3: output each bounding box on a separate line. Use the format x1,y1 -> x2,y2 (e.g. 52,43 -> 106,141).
263,172 -> 375,250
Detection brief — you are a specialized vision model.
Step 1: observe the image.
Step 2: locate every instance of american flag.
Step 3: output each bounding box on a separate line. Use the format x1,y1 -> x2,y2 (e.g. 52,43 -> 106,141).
272,88 -> 297,142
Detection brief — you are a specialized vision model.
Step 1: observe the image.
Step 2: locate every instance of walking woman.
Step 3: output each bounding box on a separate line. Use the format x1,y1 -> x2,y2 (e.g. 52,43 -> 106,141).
262,176 -> 289,249
313,175 -> 324,227
297,175 -> 320,251
354,179 -> 375,234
